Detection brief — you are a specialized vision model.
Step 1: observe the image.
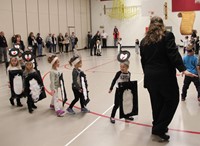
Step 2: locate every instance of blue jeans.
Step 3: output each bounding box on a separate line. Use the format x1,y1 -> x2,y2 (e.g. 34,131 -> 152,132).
38,44 -> 42,56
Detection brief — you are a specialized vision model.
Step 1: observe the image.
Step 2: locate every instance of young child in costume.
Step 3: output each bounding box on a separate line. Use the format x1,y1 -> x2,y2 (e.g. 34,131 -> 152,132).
109,58 -> 133,124
48,55 -> 65,117
67,55 -> 90,114
96,40 -> 102,56
7,48 -> 23,107
181,44 -> 200,102
23,51 -> 46,113
135,39 -> 140,54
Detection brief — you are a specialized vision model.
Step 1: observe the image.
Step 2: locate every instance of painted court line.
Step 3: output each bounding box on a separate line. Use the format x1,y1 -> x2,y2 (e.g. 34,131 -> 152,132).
64,106 -> 113,146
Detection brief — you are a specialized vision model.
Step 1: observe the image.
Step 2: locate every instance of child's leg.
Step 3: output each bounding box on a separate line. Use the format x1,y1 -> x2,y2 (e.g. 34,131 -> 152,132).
111,88 -> 120,118
69,88 -> 80,109
192,77 -> 200,98
53,90 -> 61,111
181,76 -> 192,100
27,96 -> 34,113
16,97 -> 23,107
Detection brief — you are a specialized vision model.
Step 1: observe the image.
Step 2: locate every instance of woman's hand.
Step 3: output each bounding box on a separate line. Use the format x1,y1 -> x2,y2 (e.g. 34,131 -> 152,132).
182,70 -> 198,77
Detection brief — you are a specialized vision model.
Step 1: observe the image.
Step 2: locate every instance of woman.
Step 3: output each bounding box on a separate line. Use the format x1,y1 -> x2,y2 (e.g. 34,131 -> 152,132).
140,16 -> 197,141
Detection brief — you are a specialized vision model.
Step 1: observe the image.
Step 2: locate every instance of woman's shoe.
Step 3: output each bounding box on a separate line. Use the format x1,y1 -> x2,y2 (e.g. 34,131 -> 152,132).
152,133 -> 170,141
110,117 -> 115,124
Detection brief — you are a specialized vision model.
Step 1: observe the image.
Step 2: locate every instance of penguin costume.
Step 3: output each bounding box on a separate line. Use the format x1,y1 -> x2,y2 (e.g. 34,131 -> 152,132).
22,51 -> 46,113
117,50 -> 138,120
7,48 -> 24,106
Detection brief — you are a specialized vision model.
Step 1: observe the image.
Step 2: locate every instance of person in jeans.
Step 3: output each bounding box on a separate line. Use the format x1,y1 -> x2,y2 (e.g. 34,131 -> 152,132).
181,44 -> 200,102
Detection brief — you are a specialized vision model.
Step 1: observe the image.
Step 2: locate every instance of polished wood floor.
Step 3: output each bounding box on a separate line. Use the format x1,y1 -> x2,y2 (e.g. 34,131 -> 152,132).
0,48 -> 199,146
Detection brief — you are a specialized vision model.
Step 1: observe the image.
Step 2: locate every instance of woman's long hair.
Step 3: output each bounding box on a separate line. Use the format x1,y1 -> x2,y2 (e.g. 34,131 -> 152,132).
143,16 -> 166,45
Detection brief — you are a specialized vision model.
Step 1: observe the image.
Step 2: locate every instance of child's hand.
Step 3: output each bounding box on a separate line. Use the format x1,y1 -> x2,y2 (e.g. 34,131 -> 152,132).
108,90 -> 112,93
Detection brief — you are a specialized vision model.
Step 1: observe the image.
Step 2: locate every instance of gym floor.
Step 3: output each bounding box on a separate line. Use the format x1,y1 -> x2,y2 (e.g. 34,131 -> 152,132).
0,48 -> 199,146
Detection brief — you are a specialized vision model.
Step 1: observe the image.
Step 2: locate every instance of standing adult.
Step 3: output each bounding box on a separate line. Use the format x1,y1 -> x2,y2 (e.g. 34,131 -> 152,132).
90,31 -> 100,56
52,34 -> 57,53
70,32 -> 78,50
87,31 -> 92,49
46,33 -> 53,53
0,31 -> 8,63
28,32 -> 37,56
58,33 -> 64,53
113,26 -> 119,47
36,33 -> 43,56
101,30 -> 108,48
64,32 -> 70,53
140,16 -> 197,141
14,34 -> 25,53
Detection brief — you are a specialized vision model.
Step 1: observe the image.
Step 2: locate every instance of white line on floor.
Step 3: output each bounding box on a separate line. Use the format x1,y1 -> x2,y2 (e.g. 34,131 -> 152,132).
64,78 -> 144,146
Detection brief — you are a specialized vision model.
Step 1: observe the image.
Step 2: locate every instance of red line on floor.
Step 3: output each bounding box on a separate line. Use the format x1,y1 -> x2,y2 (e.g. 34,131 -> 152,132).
42,61 -> 200,135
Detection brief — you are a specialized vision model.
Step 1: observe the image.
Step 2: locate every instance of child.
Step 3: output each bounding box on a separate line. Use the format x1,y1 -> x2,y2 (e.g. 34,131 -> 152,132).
67,56 -> 90,114
117,38 -> 122,52
108,60 -> 133,124
181,44 -> 200,102
23,51 -> 46,113
48,55 -> 65,117
96,40 -> 102,56
23,61 -> 38,113
181,36 -> 189,54
7,48 -> 23,107
135,39 -> 140,54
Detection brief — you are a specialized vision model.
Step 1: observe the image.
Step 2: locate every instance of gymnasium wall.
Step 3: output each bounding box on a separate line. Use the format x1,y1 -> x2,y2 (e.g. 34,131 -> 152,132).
91,0 -> 200,46
0,0 -> 91,49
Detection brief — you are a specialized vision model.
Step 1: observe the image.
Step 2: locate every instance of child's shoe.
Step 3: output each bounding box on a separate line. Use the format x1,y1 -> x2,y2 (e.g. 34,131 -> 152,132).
67,108 -> 75,114
32,104 -> 37,109
50,104 -> 55,110
9,98 -> 15,106
17,103 -> 23,107
16,98 -> 23,107
81,107 -> 90,113
56,110 -> 65,117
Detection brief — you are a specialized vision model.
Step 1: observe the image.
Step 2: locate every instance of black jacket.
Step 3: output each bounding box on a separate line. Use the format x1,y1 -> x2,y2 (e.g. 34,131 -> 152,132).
140,31 -> 186,88
0,36 -> 8,47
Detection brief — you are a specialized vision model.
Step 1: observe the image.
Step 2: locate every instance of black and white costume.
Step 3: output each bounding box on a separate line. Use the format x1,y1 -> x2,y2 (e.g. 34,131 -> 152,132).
7,48 -> 23,106
23,51 -> 46,113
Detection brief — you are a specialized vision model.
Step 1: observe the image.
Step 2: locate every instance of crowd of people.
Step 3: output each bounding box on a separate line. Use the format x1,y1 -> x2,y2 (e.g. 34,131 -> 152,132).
1,16 -> 200,143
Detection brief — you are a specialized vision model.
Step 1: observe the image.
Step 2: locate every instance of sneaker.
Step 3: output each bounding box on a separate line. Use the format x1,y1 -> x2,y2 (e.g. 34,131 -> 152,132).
9,98 -> 15,106
81,107 -> 90,113
67,108 -> 75,114
56,110 -> 65,117
110,117 -> 115,124
50,104 -> 55,110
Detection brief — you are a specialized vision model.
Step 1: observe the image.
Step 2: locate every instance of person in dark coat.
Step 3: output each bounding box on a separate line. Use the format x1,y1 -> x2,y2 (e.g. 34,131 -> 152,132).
140,16 -> 197,141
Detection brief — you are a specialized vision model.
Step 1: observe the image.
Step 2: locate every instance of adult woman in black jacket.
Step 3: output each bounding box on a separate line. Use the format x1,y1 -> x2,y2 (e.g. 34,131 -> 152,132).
140,16 -> 197,141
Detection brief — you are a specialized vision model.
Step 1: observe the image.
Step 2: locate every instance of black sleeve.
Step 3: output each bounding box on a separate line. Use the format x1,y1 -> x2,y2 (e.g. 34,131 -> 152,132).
140,39 -> 145,72
165,32 -> 186,72
109,71 -> 121,90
